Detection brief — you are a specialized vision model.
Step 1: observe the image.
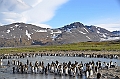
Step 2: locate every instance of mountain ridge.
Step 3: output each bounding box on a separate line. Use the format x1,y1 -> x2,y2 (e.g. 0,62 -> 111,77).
0,22 -> 119,47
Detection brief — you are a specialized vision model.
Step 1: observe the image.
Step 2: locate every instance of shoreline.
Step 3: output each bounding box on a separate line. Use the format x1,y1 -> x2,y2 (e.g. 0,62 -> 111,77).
1,51 -> 120,58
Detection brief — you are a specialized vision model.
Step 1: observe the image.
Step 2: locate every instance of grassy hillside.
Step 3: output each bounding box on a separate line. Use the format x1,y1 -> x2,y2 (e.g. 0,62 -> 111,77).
0,41 -> 120,54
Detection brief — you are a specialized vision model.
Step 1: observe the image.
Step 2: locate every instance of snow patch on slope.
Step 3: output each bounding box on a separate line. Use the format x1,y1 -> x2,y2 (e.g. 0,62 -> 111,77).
97,30 -> 100,34
6,29 -> 10,33
86,36 -> 91,40
97,27 -> 100,31
100,37 -> 120,41
15,24 -> 19,27
36,30 -> 47,32
66,28 -> 72,33
26,30 -> 31,40
102,34 -> 107,38
78,30 -> 86,34
51,30 -> 62,34
52,34 -> 57,40
84,28 -> 89,33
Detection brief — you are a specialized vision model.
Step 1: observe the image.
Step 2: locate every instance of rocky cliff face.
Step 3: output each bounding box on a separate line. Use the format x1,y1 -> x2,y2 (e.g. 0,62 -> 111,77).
0,22 -> 117,47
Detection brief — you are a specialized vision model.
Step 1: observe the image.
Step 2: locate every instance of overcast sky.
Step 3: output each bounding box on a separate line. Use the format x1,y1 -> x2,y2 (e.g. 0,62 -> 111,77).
0,0 -> 120,31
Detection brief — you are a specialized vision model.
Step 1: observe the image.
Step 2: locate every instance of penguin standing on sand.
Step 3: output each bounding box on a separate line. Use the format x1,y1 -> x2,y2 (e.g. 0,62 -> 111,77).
90,69 -> 93,76
31,66 -> 35,73
97,73 -> 101,79
35,66 -> 38,74
45,66 -> 48,74
27,59 -> 29,65
54,65 -> 58,75
78,67 -> 83,77
110,61 -> 115,68
7,60 -> 10,66
114,62 -> 117,67
13,67 -> 15,73
65,66 -> 68,75
25,65 -> 28,74
95,66 -> 98,73
98,61 -> 102,69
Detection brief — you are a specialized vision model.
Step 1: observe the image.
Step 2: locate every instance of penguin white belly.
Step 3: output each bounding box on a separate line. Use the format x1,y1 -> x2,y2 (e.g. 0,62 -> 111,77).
39,66 -> 43,73
25,67 -> 28,73
61,68 -> 63,74
54,68 -> 58,74
65,68 -> 68,75
90,70 -> 93,76
86,71 -> 89,78
0,62 -> 3,66
35,67 -> 38,73
31,67 -> 34,73
50,66 -> 54,73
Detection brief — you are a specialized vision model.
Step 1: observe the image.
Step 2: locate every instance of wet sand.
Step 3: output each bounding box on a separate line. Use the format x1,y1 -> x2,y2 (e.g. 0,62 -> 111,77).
97,66 -> 120,79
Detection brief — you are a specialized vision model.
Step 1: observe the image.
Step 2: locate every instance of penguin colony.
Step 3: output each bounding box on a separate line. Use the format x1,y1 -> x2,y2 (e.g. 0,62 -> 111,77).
0,52 -> 119,79
0,52 -> 119,59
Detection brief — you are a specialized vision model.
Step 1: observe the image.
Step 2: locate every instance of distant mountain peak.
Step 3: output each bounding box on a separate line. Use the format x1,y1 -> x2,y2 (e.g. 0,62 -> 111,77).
0,22 -> 119,47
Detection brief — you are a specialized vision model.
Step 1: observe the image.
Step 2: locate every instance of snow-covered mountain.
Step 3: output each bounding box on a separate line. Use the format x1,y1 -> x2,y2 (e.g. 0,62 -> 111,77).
112,31 -> 120,36
0,22 -> 119,47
